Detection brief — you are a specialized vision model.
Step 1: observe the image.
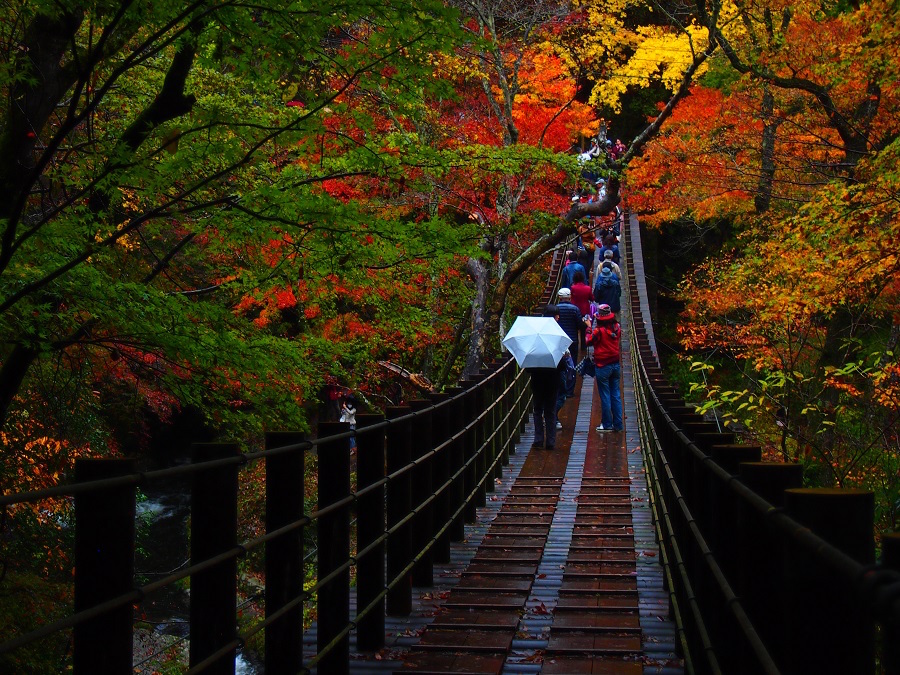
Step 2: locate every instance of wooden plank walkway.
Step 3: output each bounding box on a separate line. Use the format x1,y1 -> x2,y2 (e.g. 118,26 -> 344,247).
306,228 -> 683,673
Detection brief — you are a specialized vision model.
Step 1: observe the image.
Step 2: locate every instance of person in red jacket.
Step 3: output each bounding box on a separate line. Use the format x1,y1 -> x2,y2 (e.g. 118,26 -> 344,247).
569,271 -> 592,353
586,304 -> 623,432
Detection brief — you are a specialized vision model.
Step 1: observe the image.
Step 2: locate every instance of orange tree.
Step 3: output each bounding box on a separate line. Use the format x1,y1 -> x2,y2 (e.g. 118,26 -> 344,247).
624,0 -> 900,529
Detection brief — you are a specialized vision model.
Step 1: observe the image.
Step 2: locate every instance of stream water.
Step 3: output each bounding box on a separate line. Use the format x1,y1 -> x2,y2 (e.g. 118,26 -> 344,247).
135,467 -> 260,673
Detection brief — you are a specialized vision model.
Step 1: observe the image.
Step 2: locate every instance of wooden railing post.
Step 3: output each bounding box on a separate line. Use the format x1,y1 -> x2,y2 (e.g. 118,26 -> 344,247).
264,432 -> 306,675
735,461 -> 803,668
783,488 -> 875,675
386,406 -> 413,616
74,458 -> 136,675
705,445 -> 762,580
499,360 -> 514,462
461,379 -> 479,521
882,533 -> 900,675
316,422 -> 351,675
485,364 -> 503,483
428,393 -> 452,563
190,443 -> 241,675
469,374 -> 488,507
356,413 -> 386,651
408,399 -> 435,587
445,387 -> 467,541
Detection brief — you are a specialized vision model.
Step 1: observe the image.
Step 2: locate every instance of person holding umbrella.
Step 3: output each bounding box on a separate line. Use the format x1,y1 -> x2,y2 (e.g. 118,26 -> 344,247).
502,308 -> 573,451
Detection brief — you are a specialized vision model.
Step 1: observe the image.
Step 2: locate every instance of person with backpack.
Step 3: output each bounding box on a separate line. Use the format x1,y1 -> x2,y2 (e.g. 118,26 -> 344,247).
593,262 -> 621,313
586,304 -> 624,432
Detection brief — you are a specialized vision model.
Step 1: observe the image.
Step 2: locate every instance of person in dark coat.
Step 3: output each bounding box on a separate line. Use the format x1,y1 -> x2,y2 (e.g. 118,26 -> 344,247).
593,262 -> 621,313
526,304 -> 568,450
577,241 -> 594,280
555,287 -> 582,365
597,234 -> 620,265
560,250 -> 587,289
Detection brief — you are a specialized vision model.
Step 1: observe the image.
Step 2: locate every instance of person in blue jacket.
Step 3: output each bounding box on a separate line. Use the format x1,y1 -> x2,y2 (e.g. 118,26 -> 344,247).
560,250 -> 587,289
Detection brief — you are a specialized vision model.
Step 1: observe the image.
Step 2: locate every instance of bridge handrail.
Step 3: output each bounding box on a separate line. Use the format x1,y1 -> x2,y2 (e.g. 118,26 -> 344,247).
0,237 -> 575,673
624,211 -> 900,675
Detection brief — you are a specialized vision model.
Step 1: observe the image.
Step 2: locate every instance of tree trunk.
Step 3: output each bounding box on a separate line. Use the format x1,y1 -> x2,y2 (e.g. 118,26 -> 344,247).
755,86 -> 778,213
463,255 -> 492,378
0,345 -> 40,427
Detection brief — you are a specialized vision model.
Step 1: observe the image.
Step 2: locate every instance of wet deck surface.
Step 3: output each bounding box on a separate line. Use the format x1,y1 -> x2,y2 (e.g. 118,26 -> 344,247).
306,225 -> 682,672
305,334 -> 683,673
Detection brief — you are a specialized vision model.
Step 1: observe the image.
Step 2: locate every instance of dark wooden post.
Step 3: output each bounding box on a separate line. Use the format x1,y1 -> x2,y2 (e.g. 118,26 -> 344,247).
446,387 -> 467,541
74,458 -> 136,675
882,533 -> 900,675
460,380 -> 478,523
516,365 -> 529,435
317,422 -> 351,675
190,443 -> 241,675
428,393 -> 452,563
783,488 -> 875,675
265,432 -> 306,675
408,399 -> 434,587
385,406 -> 412,616
706,446 -> 762,578
356,413 -> 386,651
734,461 -> 803,668
461,379 -> 479,521
487,363 -> 504,481
470,373 -> 488,507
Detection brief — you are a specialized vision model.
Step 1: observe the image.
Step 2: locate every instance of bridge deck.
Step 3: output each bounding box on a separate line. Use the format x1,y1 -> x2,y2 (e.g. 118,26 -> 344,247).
304,269 -> 684,673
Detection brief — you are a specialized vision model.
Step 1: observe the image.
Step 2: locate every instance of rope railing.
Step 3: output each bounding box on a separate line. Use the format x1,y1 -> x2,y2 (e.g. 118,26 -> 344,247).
623,210 -> 900,675
0,239 -> 570,674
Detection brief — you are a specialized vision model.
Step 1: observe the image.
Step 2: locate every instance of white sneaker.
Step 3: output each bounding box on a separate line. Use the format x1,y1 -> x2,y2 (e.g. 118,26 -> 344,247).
596,425 -> 612,433
556,421 -> 563,430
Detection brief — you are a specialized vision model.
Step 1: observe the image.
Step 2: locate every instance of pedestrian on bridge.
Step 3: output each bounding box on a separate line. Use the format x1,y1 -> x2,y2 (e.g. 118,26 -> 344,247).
593,262 -> 621,313
601,248 -> 622,280
525,305 -> 569,450
587,304 -> 624,433
556,287 -> 582,366
560,250 -> 587,289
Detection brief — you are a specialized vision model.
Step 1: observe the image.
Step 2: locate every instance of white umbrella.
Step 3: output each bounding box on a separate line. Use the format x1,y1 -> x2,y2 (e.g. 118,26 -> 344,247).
502,316 -> 572,369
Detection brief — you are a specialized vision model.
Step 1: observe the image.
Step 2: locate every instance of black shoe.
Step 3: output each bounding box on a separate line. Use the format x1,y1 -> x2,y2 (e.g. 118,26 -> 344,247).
545,445 -> 554,450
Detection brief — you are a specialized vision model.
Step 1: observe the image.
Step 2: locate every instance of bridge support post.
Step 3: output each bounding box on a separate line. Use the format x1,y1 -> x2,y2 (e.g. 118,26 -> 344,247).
462,378 -> 480,520
734,461 -> 802,668
74,458 -> 136,675
408,399 -> 435,587
470,374 -> 488,507
783,488 -> 875,675
317,422 -> 351,675
446,387 -> 467,541
264,432 -> 306,674
517,367 -> 529,436
706,446 -> 762,578
479,367 -> 497,488
498,361 -> 513,463
882,533 -> 900,675
386,406 -> 413,616
428,393 -> 452,564
356,413 -> 386,650
190,443 -> 241,675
